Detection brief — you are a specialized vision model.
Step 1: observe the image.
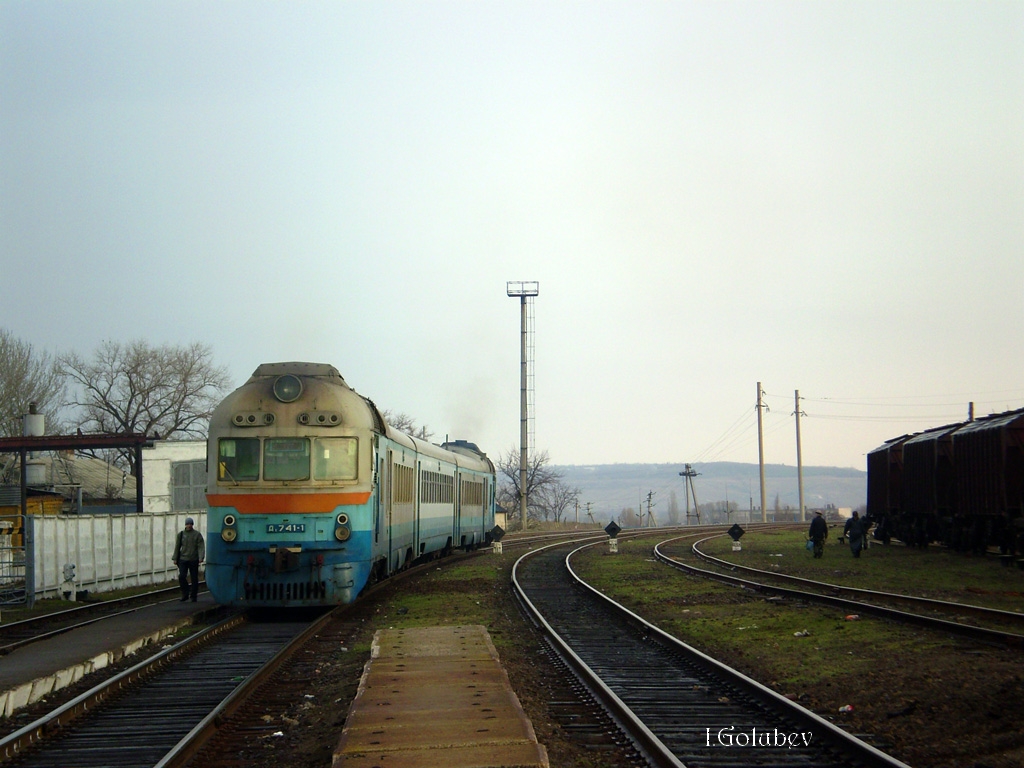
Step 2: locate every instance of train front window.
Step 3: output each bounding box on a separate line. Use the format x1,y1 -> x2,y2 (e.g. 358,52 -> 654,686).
219,438 -> 260,481
314,437 -> 358,480
264,438 -> 311,481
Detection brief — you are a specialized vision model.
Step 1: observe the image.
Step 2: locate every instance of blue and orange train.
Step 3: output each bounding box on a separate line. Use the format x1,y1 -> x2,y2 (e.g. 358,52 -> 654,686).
204,362 -> 495,607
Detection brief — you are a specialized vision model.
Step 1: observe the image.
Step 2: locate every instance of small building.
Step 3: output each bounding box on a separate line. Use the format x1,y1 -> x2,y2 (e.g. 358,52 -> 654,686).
0,452 -> 136,513
0,439 -> 208,515
141,440 -> 207,514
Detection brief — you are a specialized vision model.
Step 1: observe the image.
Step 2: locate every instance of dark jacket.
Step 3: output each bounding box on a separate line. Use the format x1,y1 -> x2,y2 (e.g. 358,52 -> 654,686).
174,528 -> 205,563
808,515 -> 828,541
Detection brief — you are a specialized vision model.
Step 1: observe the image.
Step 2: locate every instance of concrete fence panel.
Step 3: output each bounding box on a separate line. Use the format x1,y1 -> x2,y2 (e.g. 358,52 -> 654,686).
30,512 -> 207,599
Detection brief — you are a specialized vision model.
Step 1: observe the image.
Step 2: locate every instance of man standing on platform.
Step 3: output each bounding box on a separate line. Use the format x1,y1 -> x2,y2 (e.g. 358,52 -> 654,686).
173,517 -> 205,602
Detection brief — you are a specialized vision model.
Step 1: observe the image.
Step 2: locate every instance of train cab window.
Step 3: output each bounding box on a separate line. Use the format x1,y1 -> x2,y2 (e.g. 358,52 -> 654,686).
218,439 -> 260,481
264,438 -> 311,481
314,437 -> 358,480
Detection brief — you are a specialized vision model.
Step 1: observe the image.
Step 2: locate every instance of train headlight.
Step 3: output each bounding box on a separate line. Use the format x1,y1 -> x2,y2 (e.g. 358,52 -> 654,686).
273,375 -> 303,403
222,514 -> 237,542
334,526 -> 351,542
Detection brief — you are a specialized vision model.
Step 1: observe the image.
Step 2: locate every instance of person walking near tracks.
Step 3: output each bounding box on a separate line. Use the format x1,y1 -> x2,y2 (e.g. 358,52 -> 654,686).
808,510 -> 828,558
173,517 -> 205,602
844,511 -> 866,558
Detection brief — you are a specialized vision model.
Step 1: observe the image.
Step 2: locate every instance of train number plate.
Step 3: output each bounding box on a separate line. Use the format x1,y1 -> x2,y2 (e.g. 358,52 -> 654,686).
266,523 -> 306,533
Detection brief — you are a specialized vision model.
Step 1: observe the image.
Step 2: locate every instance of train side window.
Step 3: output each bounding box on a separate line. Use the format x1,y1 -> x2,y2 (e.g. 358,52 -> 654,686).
264,438 -> 311,481
219,439 -> 260,481
314,437 -> 358,480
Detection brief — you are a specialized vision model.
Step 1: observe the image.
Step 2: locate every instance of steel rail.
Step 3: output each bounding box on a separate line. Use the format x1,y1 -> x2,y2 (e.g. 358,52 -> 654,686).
154,606 -> 339,768
158,544 -> 518,765
512,537 -> 686,768
0,612 -> 245,762
563,539 -> 913,768
0,586 -> 212,657
688,532 -> 1024,626
656,536 -> 1024,647
514,537 -> 914,768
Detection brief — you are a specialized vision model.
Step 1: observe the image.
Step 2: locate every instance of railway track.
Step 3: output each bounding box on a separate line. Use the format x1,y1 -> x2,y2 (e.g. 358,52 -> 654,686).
513,538 -> 911,768
664,534 -> 1024,645
0,586 -> 204,657
0,539 -> 516,766
0,610 -> 328,767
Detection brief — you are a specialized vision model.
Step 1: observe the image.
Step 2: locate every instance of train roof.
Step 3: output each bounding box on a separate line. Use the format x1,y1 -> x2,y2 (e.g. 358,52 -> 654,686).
235,362 -> 493,470
249,362 -> 346,382
383,427 -> 493,473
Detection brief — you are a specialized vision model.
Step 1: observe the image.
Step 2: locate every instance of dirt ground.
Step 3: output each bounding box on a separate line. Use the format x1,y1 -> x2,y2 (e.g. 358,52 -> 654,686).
204,554 -> 1024,768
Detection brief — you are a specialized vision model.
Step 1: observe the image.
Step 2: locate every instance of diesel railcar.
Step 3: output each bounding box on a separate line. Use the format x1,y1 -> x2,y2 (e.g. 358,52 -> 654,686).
205,362 -> 496,607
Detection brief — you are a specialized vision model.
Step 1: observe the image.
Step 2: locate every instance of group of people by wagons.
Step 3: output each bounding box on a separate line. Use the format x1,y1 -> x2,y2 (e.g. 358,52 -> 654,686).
807,510 -> 870,559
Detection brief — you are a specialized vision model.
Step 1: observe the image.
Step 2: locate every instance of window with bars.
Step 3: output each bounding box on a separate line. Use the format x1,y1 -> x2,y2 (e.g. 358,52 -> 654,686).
419,470 -> 454,504
461,478 -> 484,508
172,460 -> 208,511
393,464 -> 415,505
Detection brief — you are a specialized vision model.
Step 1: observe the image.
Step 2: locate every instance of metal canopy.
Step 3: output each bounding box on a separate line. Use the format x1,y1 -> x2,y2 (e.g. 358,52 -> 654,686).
0,433 -> 155,517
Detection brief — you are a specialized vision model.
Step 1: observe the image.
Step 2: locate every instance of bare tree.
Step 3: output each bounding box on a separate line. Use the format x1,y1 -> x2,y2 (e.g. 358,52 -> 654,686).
618,507 -> 640,527
667,490 -> 681,525
60,340 -> 230,475
0,329 -> 67,437
381,410 -> 433,440
496,448 -> 578,529
537,479 -> 581,524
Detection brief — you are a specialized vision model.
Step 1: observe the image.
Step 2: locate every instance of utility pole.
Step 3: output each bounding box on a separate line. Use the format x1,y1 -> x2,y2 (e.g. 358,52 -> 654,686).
507,281 -> 538,533
679,464 -> 701,525
757,382 -> 767,523
644,491 -> 657,527
794,389 -> 806,522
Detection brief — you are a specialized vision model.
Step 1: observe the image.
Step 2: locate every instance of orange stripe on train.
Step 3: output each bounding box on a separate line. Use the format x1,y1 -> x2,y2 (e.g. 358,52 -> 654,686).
206,492 -> 371,514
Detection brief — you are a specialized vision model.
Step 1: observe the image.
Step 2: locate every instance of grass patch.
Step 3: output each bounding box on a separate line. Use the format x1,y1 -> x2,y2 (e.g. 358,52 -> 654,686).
683,528 -> 1024,611
570,538 -> 968,695
374,558 -> 505,630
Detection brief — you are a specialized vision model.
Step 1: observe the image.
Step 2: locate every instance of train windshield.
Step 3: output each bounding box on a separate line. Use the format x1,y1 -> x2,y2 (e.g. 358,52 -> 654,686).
218,438 -> 260,481
264,438 -> 311,481
314,437 -> 358,480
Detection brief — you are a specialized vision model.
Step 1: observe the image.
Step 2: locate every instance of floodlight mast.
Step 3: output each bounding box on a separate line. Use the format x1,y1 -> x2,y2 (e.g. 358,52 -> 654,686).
507,281 -> 538,532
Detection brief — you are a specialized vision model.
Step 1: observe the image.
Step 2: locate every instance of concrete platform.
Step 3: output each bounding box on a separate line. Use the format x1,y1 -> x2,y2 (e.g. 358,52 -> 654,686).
0,593 -> 217,717
333,625 -> 549,768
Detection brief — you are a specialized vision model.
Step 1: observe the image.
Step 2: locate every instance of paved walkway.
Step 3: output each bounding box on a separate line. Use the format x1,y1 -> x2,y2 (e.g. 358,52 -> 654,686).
1,594 -> 215,717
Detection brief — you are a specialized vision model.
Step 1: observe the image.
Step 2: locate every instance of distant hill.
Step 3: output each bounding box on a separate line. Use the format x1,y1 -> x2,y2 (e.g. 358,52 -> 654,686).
551,462 -> 866,524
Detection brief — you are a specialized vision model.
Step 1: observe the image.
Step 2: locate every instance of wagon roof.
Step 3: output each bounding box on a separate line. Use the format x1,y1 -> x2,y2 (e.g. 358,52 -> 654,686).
952,407 -> 1024,435
903,422 -> 964,445
867,434 -> 913,456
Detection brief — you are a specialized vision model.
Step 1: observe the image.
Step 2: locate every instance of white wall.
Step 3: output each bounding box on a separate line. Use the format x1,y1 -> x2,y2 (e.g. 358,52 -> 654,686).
0,441 -> 209,602
142,440 -> 207,514
35,442 -> 208,598
30,511 -> 207,599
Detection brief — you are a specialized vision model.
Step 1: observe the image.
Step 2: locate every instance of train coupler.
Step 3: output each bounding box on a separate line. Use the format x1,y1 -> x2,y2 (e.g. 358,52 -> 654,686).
270,546 -> 301,573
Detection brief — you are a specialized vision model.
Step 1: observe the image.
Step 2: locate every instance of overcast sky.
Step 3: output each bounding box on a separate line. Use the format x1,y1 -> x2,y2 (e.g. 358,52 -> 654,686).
3,1 -> 1022,472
